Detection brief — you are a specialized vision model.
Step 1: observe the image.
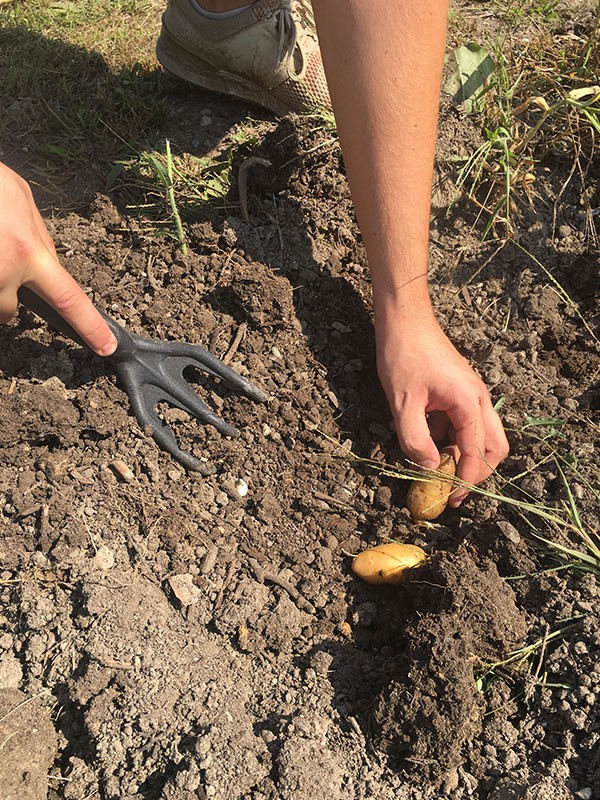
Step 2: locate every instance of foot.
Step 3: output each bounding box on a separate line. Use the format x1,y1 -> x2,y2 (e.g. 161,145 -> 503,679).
156,0 -> 332,115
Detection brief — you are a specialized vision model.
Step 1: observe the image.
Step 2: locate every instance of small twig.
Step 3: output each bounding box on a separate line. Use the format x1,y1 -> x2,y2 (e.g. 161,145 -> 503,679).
0,731 -> 17,752
223,323 -> 247,366
248,558 -> 315,614
238,157 -> 271,223
525,623 -> 550,703
347,716 -> 363,738
95,656 -> 134,670
146,253 -> 164,291
454,240 -> 508,294
214,560 -> 238,611
313,490 -> 354,511
39,503 -> 51,553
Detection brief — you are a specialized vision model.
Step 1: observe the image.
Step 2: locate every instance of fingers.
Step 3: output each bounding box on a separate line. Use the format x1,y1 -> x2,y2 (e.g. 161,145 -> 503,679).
393,397 -> 441,470
447,391 -> 509,508
480,394 -> 510,469
427,410 -> 449,442
25,254 -> 117,356
0,285 -> 18,324
0,164 -> 116,355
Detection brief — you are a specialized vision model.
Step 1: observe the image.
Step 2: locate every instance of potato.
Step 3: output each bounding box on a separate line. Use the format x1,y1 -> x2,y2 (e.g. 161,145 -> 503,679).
351,542 -> 427,585
406,452 -> 457,521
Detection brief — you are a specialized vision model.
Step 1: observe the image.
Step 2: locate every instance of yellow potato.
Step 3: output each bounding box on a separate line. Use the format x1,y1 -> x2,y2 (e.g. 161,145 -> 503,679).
406,452 -> 457,521
351,542 -> 427,585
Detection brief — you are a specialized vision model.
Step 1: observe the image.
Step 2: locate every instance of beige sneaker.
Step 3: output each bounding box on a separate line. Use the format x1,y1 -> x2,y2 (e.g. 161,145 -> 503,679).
156,0 -> 331,116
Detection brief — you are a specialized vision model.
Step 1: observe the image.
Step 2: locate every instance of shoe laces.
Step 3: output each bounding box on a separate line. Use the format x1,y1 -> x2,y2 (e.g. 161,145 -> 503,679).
274,0 -> 317,80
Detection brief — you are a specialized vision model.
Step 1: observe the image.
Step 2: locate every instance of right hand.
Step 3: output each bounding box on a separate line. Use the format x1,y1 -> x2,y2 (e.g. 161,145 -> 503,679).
0,162 -> 117,355
375,306 -> 509,506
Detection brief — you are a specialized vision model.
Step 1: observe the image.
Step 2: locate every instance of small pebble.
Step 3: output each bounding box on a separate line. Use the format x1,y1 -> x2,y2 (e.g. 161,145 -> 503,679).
168,574 -> 200,607
110,460 -> 135,482
94,546 -> 115,571
558,224 -> 572,239
442,767 -> 459,794
236,478 -> 249,498
574,790 -> 593,800
495,519 -> 521,544
200,544 -> 218,575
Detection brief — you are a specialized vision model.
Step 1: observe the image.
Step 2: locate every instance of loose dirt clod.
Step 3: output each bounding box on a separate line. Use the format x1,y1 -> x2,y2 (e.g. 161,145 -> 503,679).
168,573 -> 200,607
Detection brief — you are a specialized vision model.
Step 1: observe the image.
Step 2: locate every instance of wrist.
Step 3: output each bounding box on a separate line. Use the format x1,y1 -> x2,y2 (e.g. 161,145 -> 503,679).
373,283 -> 436,327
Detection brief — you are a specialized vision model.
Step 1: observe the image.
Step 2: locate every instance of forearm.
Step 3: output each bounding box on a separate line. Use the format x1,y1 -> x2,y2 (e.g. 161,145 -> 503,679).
312,0 -> 449,319
311,2 -> 509,490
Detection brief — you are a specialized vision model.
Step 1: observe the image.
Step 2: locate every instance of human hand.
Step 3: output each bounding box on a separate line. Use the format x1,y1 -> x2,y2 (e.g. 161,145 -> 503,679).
0,162 -> 117,355
375,307 -> 509,507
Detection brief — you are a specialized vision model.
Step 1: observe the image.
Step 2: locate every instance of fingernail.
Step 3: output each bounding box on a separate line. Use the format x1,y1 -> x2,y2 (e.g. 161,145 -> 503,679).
99,337 -> 117,357
421,460 -> 438,470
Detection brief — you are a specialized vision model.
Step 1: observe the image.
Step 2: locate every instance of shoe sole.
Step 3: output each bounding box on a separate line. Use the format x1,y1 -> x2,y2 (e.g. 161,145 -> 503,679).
156,28 -> 290,117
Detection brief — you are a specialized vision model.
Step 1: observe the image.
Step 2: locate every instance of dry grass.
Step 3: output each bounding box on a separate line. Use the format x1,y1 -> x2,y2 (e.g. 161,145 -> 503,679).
0,0 -> 168,192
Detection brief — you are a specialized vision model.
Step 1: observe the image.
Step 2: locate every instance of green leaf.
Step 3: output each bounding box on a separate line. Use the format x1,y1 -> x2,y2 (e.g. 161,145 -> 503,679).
144,153 -> 169,186
523,415 -> 565,429
447,43 -> 495,113
46,143 -> 70,158
106,163 -> 123,191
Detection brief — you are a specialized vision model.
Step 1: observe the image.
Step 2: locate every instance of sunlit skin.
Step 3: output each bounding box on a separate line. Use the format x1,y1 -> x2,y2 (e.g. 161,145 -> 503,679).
312,0 -> 509,504
0,163 -> 117,356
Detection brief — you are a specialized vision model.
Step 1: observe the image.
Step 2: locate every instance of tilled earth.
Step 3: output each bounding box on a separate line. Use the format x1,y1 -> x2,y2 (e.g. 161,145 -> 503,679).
1,16 -> 600,800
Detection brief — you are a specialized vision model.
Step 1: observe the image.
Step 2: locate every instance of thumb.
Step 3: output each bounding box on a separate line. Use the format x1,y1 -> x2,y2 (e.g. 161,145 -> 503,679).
394,400 -> 440,469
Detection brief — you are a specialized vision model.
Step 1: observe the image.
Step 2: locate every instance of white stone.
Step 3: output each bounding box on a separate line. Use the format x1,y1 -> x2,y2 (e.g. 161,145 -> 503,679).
168,574 -> 200,607
94,546 -> 115,571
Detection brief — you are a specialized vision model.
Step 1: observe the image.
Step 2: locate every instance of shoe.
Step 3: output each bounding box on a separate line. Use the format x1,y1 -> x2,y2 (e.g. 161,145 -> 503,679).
156,0 -> 331,116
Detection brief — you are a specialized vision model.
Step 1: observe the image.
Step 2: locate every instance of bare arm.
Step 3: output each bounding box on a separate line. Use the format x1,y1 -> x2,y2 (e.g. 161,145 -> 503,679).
0,162 -> 117,356
312,0 -> 508,504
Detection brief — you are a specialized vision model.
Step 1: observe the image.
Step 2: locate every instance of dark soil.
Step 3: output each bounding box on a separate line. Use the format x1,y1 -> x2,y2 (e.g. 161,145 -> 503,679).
1,4 -> 600,799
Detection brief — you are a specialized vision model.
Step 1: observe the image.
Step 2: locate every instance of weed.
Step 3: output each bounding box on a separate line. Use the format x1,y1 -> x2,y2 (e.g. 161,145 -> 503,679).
446,3 -> 600,242
475,614 -> 584,702
164,139 -> 187,253
112,127 -> 259,227
491,0 -> 561,29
